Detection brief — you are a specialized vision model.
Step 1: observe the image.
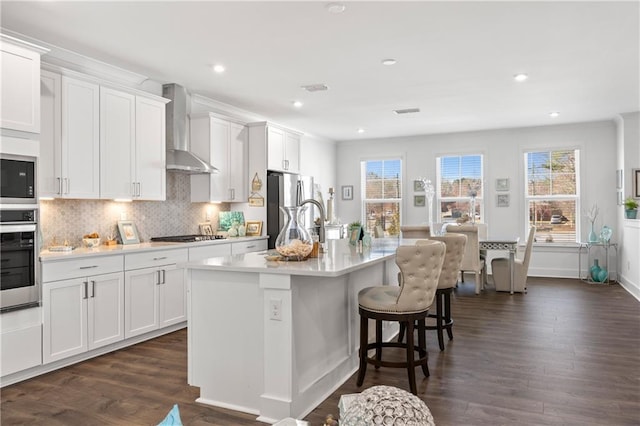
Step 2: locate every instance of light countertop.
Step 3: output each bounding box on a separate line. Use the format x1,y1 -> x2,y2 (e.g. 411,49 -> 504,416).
39,236 -> 268,262
184,238 -> 417,277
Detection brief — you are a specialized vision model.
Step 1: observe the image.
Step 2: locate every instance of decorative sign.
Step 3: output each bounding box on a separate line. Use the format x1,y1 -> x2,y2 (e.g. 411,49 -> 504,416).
252,173 -> 263,192
248,193 -> 264,207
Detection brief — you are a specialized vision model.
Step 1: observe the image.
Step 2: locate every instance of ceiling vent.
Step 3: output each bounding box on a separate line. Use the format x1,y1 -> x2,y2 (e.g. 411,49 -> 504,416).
301,83 -> 329,92
393,108 -> 421,115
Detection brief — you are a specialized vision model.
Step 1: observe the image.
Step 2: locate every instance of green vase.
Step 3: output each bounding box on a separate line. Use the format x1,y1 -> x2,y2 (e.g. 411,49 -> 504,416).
590,259 -> 601,281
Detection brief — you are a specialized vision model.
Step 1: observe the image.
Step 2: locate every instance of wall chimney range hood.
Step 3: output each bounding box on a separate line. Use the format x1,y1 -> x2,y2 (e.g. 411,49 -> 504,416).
163,83 -> 218,174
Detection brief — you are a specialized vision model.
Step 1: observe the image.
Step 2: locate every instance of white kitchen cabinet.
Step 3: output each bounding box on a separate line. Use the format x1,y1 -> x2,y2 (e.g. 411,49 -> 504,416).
124,249 -> 188,338
188,243 -> 232,261
249,122 -> 301,174
56,76 -> 101,198
100,87 -> 167,200
0,34 -> 48,133
42,272 -> 125,364
39,70 -> 62,198
231,239 -> 268,255
190,114 -> 248,202
1,307 -> 42,377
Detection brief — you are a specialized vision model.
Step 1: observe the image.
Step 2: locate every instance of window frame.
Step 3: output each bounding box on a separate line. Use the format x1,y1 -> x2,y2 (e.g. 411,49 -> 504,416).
523,148 -> 581,244
435,153 -> 485,224
360,157 -> 403,236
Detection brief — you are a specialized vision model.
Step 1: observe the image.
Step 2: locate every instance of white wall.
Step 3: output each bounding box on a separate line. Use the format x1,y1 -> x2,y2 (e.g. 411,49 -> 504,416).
299,133 -> 337,209
336,120 -> 619,279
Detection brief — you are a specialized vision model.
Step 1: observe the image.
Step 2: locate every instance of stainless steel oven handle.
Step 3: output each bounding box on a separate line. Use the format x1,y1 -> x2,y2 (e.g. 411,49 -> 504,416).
0,224 -> 37,232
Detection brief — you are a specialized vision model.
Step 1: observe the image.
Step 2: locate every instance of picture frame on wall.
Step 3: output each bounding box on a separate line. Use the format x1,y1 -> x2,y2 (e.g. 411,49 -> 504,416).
117,220 -> 140,245
414,195 -> 426,207
496,194 -> 510,208
413,180 -> 425,191
341,185 -> 353,200
496,178 -> 510,191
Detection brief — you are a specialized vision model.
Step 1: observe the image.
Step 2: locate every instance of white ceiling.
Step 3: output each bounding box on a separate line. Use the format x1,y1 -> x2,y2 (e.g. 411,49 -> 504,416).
1,1 -> 638,141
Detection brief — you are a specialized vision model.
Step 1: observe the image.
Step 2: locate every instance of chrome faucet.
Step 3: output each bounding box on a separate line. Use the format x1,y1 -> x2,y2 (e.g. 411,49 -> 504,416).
299,198 -> 326,243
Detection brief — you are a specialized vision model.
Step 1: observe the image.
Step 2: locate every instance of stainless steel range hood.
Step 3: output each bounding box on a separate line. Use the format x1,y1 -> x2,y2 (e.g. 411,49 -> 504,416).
163,83 -> 217,174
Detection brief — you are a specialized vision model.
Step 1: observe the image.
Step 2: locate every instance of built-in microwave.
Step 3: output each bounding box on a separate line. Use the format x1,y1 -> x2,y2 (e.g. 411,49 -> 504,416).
0,154 -> 37,204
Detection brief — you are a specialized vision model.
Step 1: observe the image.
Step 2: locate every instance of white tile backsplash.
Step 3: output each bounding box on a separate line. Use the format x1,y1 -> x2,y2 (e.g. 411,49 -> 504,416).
40,173 -> 227,247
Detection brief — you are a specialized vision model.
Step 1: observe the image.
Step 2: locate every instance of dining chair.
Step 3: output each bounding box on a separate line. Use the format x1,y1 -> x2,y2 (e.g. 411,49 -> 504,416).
356,241 -> 445,395
400,225 -> 431,238
446,224 -> 486,294
491,226 -> 536,293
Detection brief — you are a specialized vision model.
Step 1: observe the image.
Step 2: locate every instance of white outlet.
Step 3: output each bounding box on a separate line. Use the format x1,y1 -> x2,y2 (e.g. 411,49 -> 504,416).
269,298 -> 282,321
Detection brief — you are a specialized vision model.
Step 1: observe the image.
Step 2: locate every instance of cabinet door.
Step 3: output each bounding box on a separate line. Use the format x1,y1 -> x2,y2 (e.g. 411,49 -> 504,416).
100,87 -> 135,199
62,77 -> 100,198
87,272 -> 124,350
43,278 -> 88,363
266,126 -> 285,171
284,132 -> 300,174
159,265 -> 186,328
39,70 -> 62,198
124,267 -> 159,338
229,122 -> 248,201
135,97 -> 166,201
190,116 -> 230,202
231,239 -> 268,255
0,39 -> 41,133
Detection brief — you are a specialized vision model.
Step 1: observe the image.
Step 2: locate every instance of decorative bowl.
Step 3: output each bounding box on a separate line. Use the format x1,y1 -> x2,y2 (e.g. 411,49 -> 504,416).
82,238 -> 101,248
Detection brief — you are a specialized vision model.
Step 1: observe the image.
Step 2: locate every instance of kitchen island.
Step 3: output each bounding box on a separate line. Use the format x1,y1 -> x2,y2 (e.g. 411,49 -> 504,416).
185,238 -> 412,423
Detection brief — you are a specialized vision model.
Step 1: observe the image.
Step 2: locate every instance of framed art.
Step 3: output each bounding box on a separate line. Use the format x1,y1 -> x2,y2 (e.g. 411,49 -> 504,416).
414,195 -> 426,207
496,178 -> 510,191
616,169 -> 623,190
342,185 -> 353,200
199,223 -> 214,236
248,193 -> 264,207
349,225 -> 362,245
117,220 -> 140,244
413,180 -> 425,191
245,221 -> 263,236
634,169 -> 640,198
496,194 -> 510,208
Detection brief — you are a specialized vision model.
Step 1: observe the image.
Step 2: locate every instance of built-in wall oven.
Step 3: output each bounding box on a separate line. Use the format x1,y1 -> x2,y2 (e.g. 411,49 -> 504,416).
0,208 -> 39,312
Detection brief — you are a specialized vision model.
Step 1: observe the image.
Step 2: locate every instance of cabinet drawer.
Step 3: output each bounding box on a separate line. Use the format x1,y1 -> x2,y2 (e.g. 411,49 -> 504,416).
189,244 -> 231,262
42,255 -> 123,282
125,248 -> 188,270
231,239 -> 267,255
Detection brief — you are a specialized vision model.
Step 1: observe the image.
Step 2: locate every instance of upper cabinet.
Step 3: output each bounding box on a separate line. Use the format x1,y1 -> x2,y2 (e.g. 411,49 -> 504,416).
248,122 -> 301,174
40,73 -> 100,199
100,88 -> 167,201
0,34 -> 48,133
39,67 -> 168,200
190,113 -> 248,203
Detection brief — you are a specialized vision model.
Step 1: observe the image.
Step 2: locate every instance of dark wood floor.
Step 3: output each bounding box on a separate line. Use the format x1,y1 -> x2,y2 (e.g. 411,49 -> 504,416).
2,277 -> 639,425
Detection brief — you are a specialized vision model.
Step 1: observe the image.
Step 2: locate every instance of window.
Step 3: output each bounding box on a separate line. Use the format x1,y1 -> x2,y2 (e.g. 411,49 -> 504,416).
525,149 -> 579,243
361,159 -> 402,236
437,154 -> 483,223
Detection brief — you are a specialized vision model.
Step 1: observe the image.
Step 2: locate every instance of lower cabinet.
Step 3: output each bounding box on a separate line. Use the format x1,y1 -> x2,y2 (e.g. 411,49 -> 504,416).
1,307 -> 42,377
43,272 -> 124,364
124,264 -> 186,338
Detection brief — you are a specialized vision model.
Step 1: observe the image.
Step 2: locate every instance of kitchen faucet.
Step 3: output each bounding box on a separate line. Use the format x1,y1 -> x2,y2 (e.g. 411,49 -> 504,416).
299,198 -> 326,243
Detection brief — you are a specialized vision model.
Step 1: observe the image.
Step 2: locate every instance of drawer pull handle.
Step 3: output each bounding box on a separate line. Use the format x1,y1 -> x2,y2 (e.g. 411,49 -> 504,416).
246,245 -> 256,248
79,265 -> 98,269
153,256 -> 167,261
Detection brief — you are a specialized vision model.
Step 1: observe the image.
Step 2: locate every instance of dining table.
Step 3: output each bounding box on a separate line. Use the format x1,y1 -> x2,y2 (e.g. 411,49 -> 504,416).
479,238 -> 519,294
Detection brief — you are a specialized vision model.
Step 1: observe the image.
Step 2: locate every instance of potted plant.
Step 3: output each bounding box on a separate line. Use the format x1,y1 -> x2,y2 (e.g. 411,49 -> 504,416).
624,197 -> 638,219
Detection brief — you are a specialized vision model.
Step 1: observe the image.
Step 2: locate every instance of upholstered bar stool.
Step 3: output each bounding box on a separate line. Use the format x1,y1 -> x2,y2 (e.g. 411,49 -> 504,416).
446,224 -> 486,294
356,241 -> 445,395
400,225 -> 431,238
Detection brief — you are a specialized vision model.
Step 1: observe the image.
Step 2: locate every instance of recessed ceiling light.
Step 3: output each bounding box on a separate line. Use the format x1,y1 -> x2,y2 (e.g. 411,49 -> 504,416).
293,101 -> 303,108
513,73 -> 528,82
326,3 -> 346,14
357,128 -> 365,134
382,59 -> 397,66
549,111 -> 560,118
212,64 -> 225,73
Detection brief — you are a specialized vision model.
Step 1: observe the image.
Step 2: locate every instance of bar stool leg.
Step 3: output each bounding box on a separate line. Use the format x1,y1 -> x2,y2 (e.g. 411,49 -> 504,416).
375,319 -> 383,369
356,314 -> 368,387
444,291 -> 453,341
436,292 -> 444,351
405,320 -> 417,395
417,318 -> 429,377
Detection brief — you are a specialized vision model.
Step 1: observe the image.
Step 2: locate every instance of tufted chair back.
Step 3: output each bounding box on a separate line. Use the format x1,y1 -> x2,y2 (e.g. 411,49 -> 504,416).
400,225 -> 431,238
417,234 -> 467,290
446,224 -> 481,271
394,240 -> 445,313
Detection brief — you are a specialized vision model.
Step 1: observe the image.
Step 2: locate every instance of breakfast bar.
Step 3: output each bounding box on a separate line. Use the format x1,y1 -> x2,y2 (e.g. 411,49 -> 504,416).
185,239 -> 409,423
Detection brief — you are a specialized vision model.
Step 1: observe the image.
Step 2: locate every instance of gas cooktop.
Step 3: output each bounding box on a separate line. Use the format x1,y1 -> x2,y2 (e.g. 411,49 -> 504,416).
150,235 -> 226,243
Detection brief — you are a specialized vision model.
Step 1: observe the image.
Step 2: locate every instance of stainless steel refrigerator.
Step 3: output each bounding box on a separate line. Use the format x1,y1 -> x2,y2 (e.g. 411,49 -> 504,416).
266,171 -> 314,249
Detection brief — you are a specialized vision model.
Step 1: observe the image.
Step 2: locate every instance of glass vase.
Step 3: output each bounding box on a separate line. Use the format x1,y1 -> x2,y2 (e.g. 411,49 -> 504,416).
600,225 -> 612,244
275,206 -> 313,261
588,222 -> 598,243
590,259 -> 601,281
